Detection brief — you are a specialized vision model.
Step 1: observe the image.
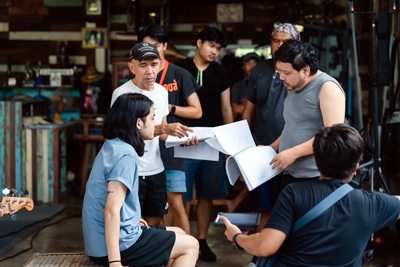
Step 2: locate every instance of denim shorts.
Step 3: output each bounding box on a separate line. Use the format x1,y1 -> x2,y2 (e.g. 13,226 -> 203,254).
183,153 -> 228,202
165,169 -> 187,193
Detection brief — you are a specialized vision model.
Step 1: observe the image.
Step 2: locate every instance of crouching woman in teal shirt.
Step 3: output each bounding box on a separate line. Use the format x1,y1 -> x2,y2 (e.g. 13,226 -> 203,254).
82,93 -> 199,267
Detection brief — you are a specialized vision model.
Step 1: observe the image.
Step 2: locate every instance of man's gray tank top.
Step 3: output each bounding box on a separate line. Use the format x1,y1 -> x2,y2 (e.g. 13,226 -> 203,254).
279,72 -> 344,178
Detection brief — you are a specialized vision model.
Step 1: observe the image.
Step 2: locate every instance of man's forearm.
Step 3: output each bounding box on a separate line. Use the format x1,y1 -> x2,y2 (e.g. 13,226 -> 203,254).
154,124 -> 168,140
270,137 -> 281,152
154,124 -> 165,137
242,100 -> 255,130
235,229 -> 284,257
236,232 -> 264,256
288,137 -> 314,159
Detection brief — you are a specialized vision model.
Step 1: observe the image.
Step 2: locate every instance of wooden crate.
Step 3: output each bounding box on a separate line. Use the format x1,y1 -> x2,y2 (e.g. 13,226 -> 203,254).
0,101 -> 23,190
23,124 -> 67,203
0,101 -> 67,203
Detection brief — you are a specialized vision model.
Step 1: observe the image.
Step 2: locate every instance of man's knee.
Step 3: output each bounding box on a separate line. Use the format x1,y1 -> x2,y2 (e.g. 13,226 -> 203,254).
168,192 -> 184,207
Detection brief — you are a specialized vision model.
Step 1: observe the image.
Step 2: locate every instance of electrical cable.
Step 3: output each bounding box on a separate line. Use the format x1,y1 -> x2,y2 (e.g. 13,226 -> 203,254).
0,204 -> 67,239
0,212 -> 81,262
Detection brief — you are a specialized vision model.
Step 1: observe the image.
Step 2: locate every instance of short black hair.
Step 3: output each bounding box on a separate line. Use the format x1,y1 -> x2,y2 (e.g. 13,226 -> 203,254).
274,39 -> 319,75
103,93 -> 153,156
138,25 -> 168,44
313,124 -> 364,179
196,26 -> 225,47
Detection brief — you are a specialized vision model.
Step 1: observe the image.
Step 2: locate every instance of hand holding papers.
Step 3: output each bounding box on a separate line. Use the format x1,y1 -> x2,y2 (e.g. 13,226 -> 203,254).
168,120 -> 281,190
211,120 -> 281,191
226,145 -> 281,191
166,127 -> 220,161
165,127 -> 215,148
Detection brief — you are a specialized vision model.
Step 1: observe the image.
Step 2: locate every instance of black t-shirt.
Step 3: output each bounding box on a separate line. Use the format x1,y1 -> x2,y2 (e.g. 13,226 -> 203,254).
246,59 -> 287,145
176,58 -> 230,127
231,78 -> 248,104
266,179 -> 400,267
157,62 -> 199,170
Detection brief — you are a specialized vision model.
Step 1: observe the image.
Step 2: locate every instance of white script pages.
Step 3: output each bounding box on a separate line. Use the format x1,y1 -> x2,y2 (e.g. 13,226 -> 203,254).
166,120 -> 281,190
226,145 -> 281,191
212,120 -> 281,191
165,127 -> 215,148
166,127 -> 219,161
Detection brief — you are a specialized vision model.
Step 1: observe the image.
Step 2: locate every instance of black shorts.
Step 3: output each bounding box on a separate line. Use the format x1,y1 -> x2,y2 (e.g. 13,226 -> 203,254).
139,171 -> 168,217
249,179 -> 274,212
90,226 -> 176,267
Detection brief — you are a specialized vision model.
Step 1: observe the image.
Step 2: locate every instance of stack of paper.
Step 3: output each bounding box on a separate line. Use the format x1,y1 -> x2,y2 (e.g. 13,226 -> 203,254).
165,120 -> 282,191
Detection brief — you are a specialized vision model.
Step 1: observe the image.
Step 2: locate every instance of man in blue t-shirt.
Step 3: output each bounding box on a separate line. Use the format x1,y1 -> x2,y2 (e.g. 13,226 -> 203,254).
220,123 -> 400,267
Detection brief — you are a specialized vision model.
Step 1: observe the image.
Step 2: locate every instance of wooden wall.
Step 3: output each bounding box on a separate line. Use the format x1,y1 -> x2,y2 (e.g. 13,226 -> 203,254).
0,0 -> 366,97
0,0 -> 107,85
0,1 -> 90,60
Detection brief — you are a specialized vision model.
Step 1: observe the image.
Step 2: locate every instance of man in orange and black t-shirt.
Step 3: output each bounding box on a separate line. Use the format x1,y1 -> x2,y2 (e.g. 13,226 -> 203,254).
138,25 -> 202,235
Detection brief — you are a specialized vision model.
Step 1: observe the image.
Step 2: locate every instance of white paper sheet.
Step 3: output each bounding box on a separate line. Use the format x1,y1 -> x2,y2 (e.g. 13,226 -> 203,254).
174,141 -> 220,161
165,127 -> 214,148
225,156 -> 242,185
226,146 -> 282,191
170,120 -> 278,183
204,137 -> 229,155
213,120 -> 255,155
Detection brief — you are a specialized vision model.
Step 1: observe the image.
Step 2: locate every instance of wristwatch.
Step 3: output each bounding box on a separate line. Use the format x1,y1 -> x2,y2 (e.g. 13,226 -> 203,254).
232,233 -> 244,251
170,105 -> 176,114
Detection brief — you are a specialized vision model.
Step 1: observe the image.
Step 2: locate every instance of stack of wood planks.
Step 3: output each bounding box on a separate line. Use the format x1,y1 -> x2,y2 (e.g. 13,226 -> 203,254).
0,100 -> 67,203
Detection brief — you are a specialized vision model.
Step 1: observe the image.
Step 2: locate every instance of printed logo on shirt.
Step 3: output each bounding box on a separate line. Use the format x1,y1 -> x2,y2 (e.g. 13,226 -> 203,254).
162,79 -> 179,92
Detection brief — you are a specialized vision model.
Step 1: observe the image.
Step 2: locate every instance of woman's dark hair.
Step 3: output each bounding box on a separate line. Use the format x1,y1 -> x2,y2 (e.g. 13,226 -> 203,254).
274,39 -> 319,75
313,124 -> 364,179
195,26 -> 225,47
138,25 -> 168,44
103,93 -> 153,156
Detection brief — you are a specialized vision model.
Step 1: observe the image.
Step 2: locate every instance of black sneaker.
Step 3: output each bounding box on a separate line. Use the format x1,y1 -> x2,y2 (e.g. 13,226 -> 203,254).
198,239 -> 217,262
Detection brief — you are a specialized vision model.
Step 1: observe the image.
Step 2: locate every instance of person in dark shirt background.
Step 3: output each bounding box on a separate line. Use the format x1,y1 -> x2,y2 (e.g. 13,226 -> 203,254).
176,26 -> 234,262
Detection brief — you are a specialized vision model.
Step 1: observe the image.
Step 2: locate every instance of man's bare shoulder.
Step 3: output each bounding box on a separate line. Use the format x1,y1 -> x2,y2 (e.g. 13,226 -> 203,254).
320,80 -> 345,98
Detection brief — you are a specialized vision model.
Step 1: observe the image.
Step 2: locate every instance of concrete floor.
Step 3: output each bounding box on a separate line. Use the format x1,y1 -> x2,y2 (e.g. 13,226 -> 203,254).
1,196 -> 400,267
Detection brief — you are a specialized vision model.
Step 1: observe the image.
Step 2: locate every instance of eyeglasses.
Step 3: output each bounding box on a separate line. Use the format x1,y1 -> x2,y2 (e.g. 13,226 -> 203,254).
271,38 -> 292,45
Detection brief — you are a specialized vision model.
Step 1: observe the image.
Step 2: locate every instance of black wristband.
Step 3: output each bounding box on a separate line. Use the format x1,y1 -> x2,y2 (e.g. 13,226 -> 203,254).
170,105 -> 176,114
232,232 -> 244,251
109,260 -> 121,264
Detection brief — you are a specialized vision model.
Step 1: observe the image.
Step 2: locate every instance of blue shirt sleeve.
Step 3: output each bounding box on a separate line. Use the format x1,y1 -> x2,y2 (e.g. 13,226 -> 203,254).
266,185 -> 296,235
107,155 -> 137,192
372,192 -> 400,230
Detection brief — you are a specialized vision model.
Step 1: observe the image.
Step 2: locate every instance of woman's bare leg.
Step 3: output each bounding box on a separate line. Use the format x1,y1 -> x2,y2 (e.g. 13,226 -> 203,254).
167,227 -> 199,267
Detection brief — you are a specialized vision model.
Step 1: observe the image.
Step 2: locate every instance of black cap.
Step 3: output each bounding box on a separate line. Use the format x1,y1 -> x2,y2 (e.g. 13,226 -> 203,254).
242,52 -> 261,64
129,42 -> 160,61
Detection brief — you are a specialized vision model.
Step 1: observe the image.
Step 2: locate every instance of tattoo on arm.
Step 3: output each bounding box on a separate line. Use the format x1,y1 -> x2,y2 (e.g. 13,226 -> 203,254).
107,190 -> 114,194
